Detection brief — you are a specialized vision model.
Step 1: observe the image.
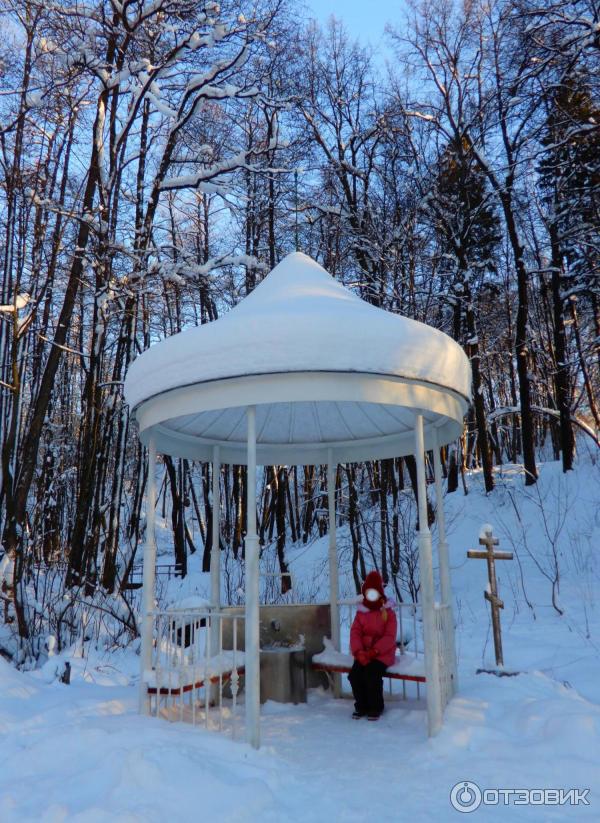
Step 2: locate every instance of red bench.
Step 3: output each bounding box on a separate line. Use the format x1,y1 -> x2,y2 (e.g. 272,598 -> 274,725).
312,661 -> 426,684
146,666 -> 245,697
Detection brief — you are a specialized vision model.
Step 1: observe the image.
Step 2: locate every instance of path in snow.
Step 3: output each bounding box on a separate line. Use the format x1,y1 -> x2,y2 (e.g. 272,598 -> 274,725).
1,657 -> 598,822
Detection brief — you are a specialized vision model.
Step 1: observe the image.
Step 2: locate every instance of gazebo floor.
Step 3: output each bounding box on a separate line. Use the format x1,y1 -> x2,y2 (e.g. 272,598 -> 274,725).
153,684 -> 426,738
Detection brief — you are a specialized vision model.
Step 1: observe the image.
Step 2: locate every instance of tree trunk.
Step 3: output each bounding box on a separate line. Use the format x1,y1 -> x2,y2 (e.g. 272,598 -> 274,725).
549,225 -> 575,471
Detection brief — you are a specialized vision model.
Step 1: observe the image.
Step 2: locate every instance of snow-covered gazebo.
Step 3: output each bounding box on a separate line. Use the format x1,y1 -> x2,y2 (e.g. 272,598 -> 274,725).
124,252 -> 471,748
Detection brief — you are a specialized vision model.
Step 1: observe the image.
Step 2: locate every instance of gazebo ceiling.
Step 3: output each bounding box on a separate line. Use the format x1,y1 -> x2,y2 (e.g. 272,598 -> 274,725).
124,253 -> 472,464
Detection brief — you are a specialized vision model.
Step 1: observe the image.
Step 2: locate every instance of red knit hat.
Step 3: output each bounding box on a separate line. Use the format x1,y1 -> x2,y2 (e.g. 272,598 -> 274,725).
361,570 -> 385,609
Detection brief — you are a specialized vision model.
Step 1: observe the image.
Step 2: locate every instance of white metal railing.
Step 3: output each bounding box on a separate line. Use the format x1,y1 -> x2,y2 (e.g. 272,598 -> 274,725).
433,602 -> 455,710
145,607 -> 245,739
337,598 -> 424,699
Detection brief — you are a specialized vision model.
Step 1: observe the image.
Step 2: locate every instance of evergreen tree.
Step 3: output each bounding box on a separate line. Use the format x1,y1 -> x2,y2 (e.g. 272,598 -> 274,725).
423,136 -> 501,492
538,71 -> 600,454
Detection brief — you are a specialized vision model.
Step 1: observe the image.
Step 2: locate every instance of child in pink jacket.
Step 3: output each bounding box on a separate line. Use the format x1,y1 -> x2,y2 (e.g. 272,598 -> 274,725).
349,570 -> 397,720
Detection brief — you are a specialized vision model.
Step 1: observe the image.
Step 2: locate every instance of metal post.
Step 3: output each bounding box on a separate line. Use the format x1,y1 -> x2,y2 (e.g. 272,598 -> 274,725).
245,405 -> 260,749
327,448 -> 341,697
414,414 -> 442,736
433,432 -> 458,693
139,435 -> 157,714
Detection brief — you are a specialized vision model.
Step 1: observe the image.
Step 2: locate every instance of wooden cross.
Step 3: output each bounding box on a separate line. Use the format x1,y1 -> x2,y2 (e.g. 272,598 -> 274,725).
467,527 -> 513,667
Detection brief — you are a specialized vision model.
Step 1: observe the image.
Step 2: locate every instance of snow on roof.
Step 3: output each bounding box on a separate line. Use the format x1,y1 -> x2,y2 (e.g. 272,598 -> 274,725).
124,252 -> 471,410
123,253 -> 471,463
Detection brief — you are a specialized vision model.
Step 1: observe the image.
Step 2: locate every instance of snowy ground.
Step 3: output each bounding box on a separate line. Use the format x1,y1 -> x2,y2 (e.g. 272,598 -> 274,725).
1,454 -> 599,821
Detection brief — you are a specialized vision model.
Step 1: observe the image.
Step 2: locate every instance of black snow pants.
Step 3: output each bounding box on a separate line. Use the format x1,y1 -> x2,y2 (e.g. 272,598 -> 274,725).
348,659 -> 386,716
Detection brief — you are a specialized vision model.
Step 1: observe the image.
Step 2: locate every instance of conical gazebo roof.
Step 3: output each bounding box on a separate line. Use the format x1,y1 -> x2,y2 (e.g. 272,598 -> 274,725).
124,252 -> 471,465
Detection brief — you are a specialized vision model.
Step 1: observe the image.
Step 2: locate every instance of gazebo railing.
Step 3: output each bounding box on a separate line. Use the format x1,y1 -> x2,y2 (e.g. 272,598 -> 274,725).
144,607 -> 245,739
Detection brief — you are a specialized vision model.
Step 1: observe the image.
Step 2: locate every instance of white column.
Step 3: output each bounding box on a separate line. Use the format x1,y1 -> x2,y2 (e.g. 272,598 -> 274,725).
211,445 -> 221,610
139,435 -> 157,714
210,446 -> 221,691
244,406 -> 260,749
433,433 -> 458,694
414,414 -> 442,736
433,434 -> 450,604
327,448 -> 341,698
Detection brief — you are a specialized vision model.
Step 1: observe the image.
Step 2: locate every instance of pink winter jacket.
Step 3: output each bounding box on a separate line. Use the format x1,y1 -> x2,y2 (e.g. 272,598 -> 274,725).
350,601 -> 398,668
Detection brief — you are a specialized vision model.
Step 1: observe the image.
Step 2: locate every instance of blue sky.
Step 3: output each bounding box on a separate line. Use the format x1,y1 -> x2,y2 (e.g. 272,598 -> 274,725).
304,0 -> 404,48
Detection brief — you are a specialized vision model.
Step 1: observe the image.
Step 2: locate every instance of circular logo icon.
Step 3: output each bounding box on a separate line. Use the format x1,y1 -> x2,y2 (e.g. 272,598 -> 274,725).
450,781 -> 483,813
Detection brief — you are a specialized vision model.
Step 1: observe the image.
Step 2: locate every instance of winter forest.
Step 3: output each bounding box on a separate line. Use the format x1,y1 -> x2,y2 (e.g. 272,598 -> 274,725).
0,0 -> 599,666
